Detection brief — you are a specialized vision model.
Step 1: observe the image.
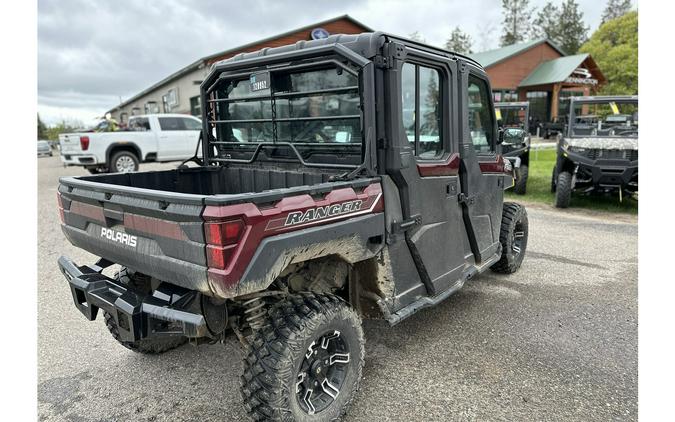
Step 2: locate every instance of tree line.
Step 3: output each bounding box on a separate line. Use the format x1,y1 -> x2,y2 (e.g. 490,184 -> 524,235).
411,0 -> 636,95
37,114 -> 84,141
438,0 -> 632,55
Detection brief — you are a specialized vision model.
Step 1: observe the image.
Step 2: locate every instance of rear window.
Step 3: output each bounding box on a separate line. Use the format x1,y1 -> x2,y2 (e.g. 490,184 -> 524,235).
129,117 -> 150,131
207,65 -> 362,166
183,118 -> 202,130
158,117 -> 184,131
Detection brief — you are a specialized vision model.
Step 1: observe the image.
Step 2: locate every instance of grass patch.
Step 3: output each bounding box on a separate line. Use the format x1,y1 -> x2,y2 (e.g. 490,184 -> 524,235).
506,147 -> 638,214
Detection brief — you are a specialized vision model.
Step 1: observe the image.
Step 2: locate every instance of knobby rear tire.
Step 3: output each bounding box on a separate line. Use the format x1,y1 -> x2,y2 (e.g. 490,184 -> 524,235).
241,292 -> 365,421
491,202 -> 528,274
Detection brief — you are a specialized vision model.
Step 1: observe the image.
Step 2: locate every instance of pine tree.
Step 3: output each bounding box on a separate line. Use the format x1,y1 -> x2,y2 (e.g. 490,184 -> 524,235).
445,26 -> 473,54
557,0 -> 589,53
601,0 -> 632,24
37,114 -> 47,140
500,0 -> 533,46
532,2 -> 561,41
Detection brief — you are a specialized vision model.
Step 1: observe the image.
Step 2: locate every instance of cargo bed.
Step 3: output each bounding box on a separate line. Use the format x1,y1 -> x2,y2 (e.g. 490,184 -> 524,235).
58,164 -> 382,298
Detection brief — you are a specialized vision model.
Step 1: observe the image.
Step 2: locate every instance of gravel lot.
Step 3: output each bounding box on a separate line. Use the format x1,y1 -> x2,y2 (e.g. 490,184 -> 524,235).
38,155 -> 637,421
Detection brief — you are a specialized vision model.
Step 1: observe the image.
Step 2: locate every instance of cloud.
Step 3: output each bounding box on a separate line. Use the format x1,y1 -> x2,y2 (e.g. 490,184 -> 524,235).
38,0 -> 621,125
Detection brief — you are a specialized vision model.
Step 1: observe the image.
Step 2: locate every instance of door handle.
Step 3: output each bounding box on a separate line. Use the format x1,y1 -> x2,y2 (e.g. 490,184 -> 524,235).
458,193 -> 476,205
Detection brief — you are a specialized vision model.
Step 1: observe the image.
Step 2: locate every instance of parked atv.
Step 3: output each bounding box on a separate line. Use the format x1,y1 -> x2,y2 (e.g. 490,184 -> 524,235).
552,95 -> 638,208
495,101 -> 530,194
57,32 -> 529,421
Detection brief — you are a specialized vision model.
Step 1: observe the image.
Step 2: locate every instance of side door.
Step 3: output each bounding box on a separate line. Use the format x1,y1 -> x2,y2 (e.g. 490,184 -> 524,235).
155,116 -> 190,160
457,67 -> 507,265
178,116 -> 203,158
387,51 -> 470,295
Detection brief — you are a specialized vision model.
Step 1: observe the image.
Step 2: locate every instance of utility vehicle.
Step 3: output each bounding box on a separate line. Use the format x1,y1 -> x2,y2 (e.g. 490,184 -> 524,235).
495,101 -> 530,194
58,114 -> 202,174
552,95 -> 638,208
57,32 -> 529,421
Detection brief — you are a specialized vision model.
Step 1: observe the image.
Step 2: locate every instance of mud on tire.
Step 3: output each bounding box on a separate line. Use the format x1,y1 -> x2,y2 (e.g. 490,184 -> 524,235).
241,293 -> 365,421
491,202 -> 528,274
103,268 -> 187,354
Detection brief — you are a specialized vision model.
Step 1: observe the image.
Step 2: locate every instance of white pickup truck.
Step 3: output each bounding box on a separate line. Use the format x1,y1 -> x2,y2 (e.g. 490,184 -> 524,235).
59,114 -> 202,173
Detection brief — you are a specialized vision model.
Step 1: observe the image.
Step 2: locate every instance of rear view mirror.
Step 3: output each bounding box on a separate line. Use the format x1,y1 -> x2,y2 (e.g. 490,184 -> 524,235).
502,128 -> 526,145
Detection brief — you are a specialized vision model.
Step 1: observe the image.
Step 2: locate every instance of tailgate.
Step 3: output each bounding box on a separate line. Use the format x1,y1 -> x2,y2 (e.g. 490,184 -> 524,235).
59,133 -> 85,154
57,180 -> 212,295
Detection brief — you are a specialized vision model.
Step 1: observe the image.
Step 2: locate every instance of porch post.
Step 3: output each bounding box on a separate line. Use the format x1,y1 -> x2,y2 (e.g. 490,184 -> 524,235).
550,83 -> 561,120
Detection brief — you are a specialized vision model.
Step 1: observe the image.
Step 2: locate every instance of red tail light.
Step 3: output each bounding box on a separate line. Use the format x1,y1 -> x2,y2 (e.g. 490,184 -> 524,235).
205,219 -> 245,246
80,136 -> 90,151
205,219 -> 245,269
206,245 -> 237,270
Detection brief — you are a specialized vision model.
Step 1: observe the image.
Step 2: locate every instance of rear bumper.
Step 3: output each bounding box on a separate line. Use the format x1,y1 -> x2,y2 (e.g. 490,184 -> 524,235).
60,153 -> 100,166
57,256 -> 209,342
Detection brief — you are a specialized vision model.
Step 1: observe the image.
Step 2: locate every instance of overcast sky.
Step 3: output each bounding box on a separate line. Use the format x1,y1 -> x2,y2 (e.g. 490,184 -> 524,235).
38,0 -> 636,126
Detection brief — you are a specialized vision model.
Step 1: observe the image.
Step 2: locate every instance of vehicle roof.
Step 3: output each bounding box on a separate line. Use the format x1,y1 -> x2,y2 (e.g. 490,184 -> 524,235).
129,114 -> 201,119
494,101 -> 529,108
571,95 -> 638,104
214,32 -> 484,71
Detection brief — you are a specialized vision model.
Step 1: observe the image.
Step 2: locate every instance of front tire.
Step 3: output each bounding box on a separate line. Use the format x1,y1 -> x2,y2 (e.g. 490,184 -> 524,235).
555,171 -> 573,208
241,293 -> 365,421
110,151 -> 139,173
513,164 -> 528,195
491,202 -> 528,274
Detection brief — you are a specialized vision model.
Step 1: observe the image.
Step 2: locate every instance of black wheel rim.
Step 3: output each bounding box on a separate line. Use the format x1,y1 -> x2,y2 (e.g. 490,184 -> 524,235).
296,330 -> 350,415
511,217 -> 525,257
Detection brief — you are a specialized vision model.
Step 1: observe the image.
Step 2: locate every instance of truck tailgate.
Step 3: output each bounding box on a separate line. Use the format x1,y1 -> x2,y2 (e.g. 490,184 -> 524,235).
59,133 -> 85,154
57,182 -> 213,295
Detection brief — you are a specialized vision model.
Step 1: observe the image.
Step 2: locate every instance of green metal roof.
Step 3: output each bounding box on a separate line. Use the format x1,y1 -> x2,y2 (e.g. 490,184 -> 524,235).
469,38 -> 566,68
518,54 -> 589,87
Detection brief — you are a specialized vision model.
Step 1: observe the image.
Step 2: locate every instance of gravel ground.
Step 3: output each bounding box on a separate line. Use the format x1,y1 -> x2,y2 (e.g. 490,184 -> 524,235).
37,155 -> 637,421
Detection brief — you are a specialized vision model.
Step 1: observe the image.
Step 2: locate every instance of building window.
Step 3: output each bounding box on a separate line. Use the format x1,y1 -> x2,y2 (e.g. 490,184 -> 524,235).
120,112 -> 128,123
144,101 -> 159,114
190,96 -> 201,116
493,89 -> 518,102
131,107 -> 141,116
401,62 -> 443,159
162,95 -> 170,113
526,91 -> 550,125
167,88 -> 179,108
